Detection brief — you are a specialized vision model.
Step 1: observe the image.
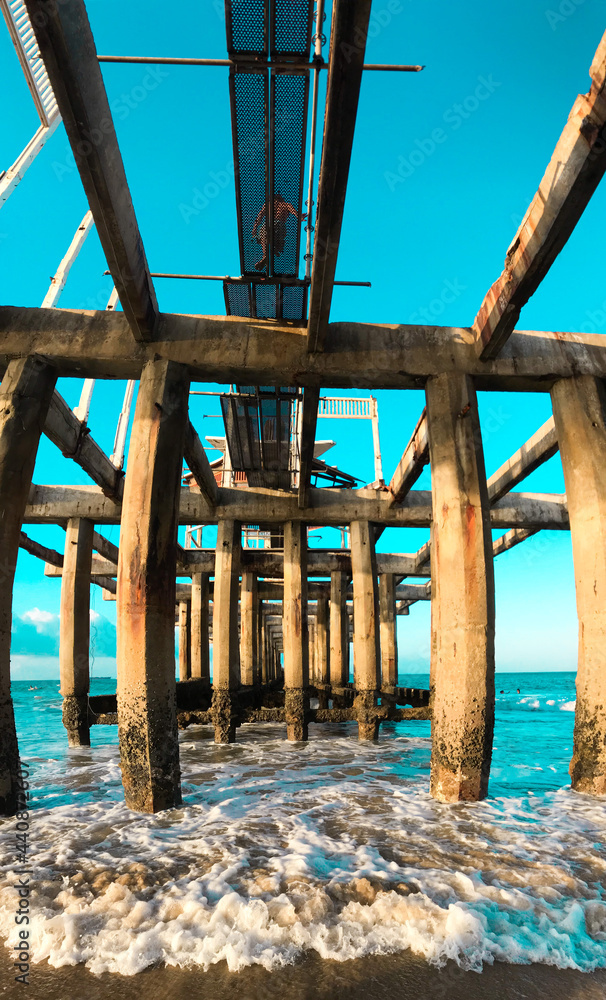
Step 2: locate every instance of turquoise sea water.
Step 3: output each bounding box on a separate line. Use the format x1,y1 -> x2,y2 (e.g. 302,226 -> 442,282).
1,671 -> 605,976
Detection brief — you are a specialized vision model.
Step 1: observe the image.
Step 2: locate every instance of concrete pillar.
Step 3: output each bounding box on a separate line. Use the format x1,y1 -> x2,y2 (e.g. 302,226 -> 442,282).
329,572 -> 349,699
212,520 -> 241,742
426,373 -> 495,803
178,601 -> 191,682
283,521 -> 309,740
551,376 -> 606,794
0,357 -> 57,815
240,571 -> 257,686
316,594 -> 330,708
117,359 -> 189,813
309,618 -> 317,684
59,518 -> 94,745
379,574 -> 398,698
191,572 -> 210,684
255,596 -> 263,686
350,520 -> 380,739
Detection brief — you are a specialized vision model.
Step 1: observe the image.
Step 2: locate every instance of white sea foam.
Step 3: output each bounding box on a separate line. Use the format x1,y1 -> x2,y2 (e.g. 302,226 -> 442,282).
0,727 -> 605,977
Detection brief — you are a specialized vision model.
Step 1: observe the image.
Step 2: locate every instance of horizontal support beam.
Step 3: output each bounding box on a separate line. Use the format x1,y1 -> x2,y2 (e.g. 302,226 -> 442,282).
492,526 -> 540,557
23,483 -> 568,529
2,307 -> 605,389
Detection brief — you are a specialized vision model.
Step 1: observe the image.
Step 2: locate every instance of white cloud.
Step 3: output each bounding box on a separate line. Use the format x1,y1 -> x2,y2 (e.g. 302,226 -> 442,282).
22,608 -> 56,632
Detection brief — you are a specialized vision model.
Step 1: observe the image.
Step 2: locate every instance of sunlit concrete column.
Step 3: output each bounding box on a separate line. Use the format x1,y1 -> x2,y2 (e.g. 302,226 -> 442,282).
60,518 -> 94,745
259,608 -> 268,685
283,521 -> 309,741
426,373 -> 495,803
315,594 -> 330,708
117,359 -> 189,813
330,571 -> 350,706
240,571 -> 257,687
551,376 -> 606,795
212,520 -> 241,743
191,572 -> 210,685
0,358 -> 57,815
178,601 -> 191,682
309,618 -> 317,685
379,574 -> 398,700
350,520 -> 380,740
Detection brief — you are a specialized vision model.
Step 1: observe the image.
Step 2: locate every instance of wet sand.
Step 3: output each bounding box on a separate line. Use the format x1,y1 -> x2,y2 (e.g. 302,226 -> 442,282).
2,949 -> 605,1000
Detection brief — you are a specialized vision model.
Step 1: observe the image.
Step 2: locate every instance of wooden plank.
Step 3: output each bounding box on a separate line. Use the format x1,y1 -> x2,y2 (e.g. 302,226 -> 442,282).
307,0 -> 372,353
487,417 -> 558,503
389,408 -> 429,505
474,32 -> 606,359
24,0 -> 159,342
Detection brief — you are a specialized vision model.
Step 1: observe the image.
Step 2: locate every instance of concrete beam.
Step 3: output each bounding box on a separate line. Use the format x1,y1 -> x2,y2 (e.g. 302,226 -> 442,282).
388,409 -> 429,505
307,0 -> 372,353
183,421 -> 219,507
23,481 -> 568,529
474,32 -> 606,358
298,387 -> 321,507
24,0 -> 159,341
44,391 -> 123,499
4,307 -> 606,389
487,417 -> 558,502
492,527 -> 540,558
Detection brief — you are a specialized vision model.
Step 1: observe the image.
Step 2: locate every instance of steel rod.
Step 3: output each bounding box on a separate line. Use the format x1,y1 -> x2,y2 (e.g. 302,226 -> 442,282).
97,55 -> 424,71
143,272 -> 371,287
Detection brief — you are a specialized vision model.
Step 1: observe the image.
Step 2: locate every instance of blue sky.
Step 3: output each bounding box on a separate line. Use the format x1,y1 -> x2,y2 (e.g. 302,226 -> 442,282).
2,0 -> 604,678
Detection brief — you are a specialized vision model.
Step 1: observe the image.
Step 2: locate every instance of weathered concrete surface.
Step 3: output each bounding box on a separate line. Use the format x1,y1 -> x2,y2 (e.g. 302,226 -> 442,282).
487,417 -> 558,502
22,481 -> 569,530
283,521 -> 309,741
59,518 -> 94,746
211,520 -> 241,743
3,305 -> 606,390
315,595 -> 330,708
329,571 -> 350,699
178,601 -> 191,682
426,373 -> 495,803
551,376 -> 606,794
379,574 -> 398,696
0,357 -> 57,815
389,408 -> 429,505
350,520 -> 380,740
240,571 -> 257,687
116,359 -> 188,813
474,31 -> 606,359
191,572 -> 210,684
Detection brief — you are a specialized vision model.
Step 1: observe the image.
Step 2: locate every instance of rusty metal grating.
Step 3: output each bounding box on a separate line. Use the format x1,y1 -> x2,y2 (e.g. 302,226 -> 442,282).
271,71 -> 308,276
221,386 -> 298,490
271,0 -> 314,57
223,280 -> 307,321
225,0 -> 268,55
230,69 -> 269,276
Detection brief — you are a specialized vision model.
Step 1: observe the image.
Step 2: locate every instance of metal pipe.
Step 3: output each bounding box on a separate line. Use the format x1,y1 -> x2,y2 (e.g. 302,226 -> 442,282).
128,272 -> 370,287
97,55 -> 424,71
